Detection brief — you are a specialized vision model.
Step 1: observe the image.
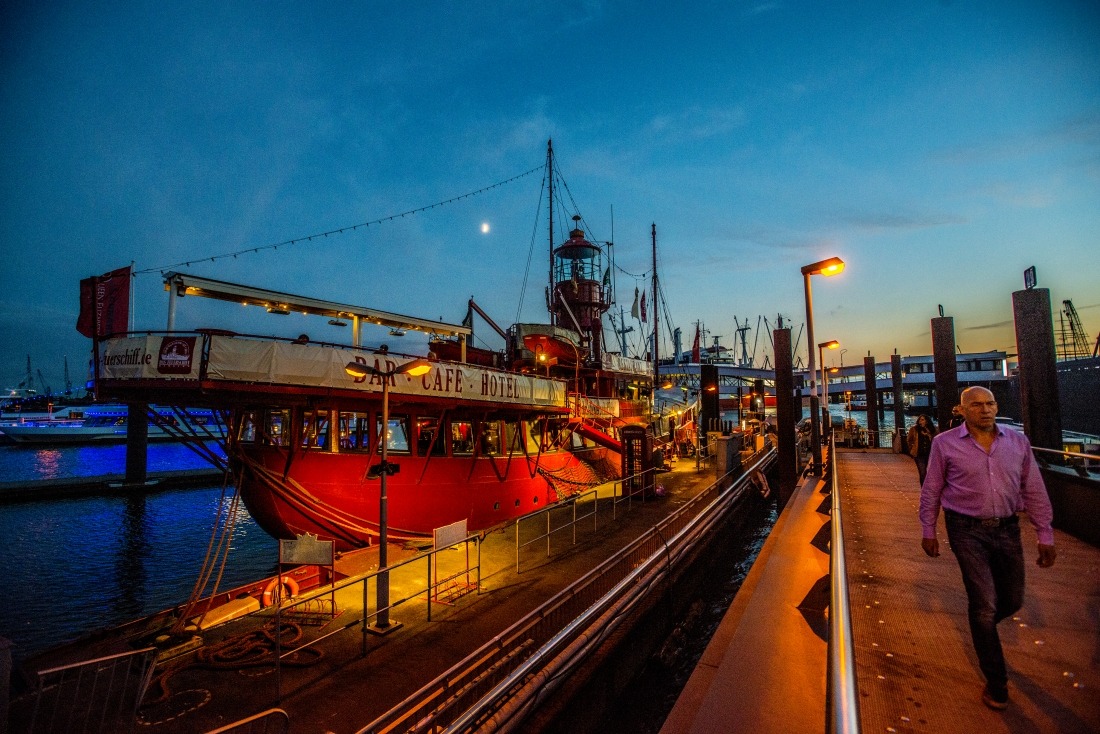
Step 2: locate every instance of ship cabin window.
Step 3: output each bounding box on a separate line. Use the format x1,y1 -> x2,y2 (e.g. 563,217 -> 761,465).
237,411 -> 258,443
301,410 -> 330,450
265,409 -> 291,446
451,420 -> 474,455
416,416 -> 446,456
338,411 -> 371,452
504,421 -> 521,455
526,418 -> 564,453
378,414 -> 411,453
480,420 -> 502,456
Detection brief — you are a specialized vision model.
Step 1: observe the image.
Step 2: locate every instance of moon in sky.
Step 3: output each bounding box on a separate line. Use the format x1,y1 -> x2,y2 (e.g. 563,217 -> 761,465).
480,222 -> 490,234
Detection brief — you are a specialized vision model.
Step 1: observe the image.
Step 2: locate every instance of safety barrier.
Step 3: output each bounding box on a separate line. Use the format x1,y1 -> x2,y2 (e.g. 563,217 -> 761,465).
270,533 -> 482,700
1033,444 -> 1100,476
611,466 -> 659,517
825,437 -> 861,734
515,488 -> 599,572
25,646 -> 157,734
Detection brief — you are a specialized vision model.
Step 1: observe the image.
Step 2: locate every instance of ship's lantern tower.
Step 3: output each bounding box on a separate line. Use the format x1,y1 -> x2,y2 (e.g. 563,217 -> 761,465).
552,215 -> 610,359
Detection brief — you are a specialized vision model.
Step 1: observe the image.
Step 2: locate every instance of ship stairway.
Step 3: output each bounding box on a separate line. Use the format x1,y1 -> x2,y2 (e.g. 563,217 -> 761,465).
566,393 -> 629,452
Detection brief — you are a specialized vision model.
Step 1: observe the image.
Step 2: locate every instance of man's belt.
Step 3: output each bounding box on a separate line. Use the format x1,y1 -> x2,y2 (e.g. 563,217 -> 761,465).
944,508 -> 1019,528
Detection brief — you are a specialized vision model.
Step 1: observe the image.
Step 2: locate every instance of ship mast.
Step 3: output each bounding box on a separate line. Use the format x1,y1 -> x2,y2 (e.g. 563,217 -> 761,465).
547,139 -> 555,327
651,223 -> 659,385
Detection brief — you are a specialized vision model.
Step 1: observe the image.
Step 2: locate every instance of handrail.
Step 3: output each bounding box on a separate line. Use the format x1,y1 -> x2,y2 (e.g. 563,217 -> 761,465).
826,436 -> 861,734
359,448 -> 776,733
1033,445 -> 1100,462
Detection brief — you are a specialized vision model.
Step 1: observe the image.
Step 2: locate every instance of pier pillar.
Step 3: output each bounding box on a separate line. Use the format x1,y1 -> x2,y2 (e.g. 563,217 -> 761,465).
773,328 -> 798,509
891,354 -> 905,434
125,402 -> 149,485
700,364 -> 720,437
1012,287 -> 1063,452
863,357 -> 879,447
931,315 -> 959,432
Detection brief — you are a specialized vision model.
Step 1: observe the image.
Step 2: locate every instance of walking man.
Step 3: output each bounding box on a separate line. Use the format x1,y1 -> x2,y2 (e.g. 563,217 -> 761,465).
918,386 -> 1056,710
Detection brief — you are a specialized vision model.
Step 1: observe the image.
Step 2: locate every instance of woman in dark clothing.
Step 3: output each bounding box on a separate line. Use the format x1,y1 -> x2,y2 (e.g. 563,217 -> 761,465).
907,414 -> 937,485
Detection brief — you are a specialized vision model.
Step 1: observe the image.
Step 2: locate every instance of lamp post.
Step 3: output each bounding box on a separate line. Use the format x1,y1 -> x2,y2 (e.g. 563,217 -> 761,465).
819,340 -> 840,438
345,356 -> 431,630
802,256 -> 845,476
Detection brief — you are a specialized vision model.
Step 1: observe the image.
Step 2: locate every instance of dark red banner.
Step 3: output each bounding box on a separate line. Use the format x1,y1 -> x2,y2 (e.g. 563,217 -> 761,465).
76,266 -> 131,338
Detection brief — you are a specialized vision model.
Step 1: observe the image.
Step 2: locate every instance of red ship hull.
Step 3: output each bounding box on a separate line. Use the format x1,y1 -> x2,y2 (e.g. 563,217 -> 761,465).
234,443 -> 617,550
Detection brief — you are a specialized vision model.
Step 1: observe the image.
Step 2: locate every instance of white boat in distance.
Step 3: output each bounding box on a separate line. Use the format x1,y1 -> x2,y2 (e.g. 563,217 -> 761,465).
0,405 -> 225,445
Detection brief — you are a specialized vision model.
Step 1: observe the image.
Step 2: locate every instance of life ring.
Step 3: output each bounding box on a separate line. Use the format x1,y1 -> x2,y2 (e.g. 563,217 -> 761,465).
261,575 -> 300,607
750,470 -> 771,499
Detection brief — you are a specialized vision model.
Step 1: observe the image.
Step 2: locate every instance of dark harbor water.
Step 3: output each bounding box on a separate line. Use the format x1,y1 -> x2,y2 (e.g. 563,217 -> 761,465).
602,498 -> 778,733
0,438 -> 224,481
0,443 -> 278,663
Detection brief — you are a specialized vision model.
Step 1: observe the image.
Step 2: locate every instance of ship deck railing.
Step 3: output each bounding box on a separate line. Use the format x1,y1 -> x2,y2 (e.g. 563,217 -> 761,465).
266,531 -> 486,699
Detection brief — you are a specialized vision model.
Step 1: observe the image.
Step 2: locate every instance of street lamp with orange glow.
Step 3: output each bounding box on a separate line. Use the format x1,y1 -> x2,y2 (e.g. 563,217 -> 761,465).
819,340 -> 840,440
345,356 -> 431,629
802,256 -> 845,475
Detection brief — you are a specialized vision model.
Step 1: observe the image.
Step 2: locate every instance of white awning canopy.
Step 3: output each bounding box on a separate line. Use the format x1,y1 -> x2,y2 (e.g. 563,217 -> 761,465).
163,271 -> 472,340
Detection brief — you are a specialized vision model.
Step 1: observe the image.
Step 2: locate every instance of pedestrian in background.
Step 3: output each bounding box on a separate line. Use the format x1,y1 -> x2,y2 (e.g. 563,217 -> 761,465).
918,386 -> 1056,711
907,413 -> 937,484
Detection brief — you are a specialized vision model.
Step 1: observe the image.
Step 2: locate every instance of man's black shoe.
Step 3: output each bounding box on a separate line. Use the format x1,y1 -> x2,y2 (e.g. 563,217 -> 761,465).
982,684 -> 1009,710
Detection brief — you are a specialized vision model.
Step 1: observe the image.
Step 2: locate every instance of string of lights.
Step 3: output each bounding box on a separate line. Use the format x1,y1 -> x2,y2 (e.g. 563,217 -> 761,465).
134,164 -> 544,276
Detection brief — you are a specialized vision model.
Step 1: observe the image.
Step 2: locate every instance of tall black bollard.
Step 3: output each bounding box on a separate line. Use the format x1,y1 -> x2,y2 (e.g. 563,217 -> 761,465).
774,328 -> 797,509
931,314 -> 959,432
863,356 -> 879,448
891,354 -> 905,436
700,364 -> 720,443
1012,287 -> 1063,451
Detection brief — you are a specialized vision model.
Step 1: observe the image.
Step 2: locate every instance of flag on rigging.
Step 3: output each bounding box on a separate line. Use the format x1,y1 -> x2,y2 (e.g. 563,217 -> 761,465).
602,267 -> 611,289
77,265 -> 131,338
692,324 -> 701,363
640,290 -> 647,323
630,287 -> 640,319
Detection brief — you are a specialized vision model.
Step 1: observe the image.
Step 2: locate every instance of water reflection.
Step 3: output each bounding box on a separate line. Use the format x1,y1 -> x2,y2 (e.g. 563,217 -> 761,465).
31,448 -> 63,480
1,486 -> 278,663
113,496 -> 150,618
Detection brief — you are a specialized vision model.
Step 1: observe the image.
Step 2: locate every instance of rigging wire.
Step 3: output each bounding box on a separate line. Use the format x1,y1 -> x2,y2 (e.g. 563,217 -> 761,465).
516,167 -> 548,322
133,164 -> 544,276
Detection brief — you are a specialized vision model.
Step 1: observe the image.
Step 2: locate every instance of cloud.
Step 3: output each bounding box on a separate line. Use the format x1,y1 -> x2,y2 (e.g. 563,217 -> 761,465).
838,211 -> 967,233
931,112 -> 1100,167
745,3 -> 780,17
645,106 -> 747,142
964,320 -> 1013,331
979,181 -> 1055,209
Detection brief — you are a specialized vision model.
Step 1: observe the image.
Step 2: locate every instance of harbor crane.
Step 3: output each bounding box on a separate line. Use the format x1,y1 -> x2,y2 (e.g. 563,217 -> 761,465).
1058,299 -> 1092,361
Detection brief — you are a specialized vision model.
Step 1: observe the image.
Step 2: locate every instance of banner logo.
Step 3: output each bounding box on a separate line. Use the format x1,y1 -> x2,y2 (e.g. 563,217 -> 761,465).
158,337 -> 196,374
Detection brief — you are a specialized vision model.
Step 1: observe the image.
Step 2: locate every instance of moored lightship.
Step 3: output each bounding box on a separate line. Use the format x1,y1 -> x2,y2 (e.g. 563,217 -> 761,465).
93,144 -> 655,550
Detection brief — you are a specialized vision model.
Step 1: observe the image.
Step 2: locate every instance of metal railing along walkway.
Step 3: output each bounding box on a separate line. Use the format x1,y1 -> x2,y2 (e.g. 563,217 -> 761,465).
359,448 -> 775,734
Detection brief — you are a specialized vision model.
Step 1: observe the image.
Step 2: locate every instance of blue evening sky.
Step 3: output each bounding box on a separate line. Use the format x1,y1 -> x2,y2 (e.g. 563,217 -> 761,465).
2,1 -> 1098,391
